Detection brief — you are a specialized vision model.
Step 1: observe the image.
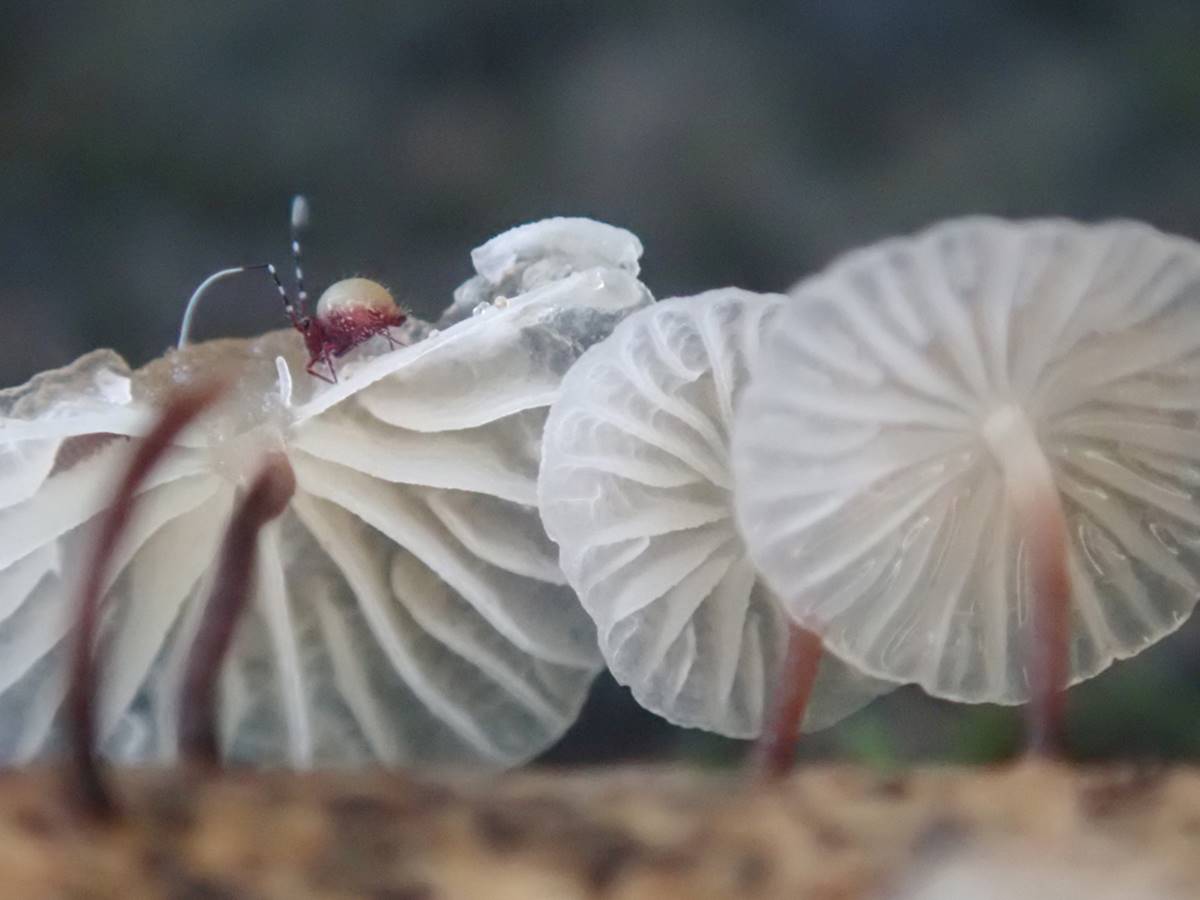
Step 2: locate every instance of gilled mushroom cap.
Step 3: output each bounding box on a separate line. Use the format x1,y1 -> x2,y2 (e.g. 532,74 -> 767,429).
0,217 -> 651,766
539,289 -> 892,738
733,217 -> 1200,704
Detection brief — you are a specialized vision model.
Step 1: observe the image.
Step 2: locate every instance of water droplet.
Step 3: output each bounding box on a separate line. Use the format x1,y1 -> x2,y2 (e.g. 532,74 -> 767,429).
494,295 -> 510,309
472,301 -> 492,317
428,327 -> 440,337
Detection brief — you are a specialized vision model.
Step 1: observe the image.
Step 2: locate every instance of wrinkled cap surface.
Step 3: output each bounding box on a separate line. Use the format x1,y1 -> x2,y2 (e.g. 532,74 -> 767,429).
539,289 -> 892,738
734,217 -> 1200,704
0,217 -> 651,767
443,218 -> 643,327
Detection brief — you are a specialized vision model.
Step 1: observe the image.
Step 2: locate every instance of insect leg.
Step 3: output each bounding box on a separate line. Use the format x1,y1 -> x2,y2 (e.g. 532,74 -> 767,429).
305,358 -> 337,385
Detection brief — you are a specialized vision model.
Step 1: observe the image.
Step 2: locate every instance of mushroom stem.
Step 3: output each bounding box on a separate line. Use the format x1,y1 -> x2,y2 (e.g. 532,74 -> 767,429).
67,380 -> 227,820
981,405 -> 1071,756
179,453 -> 296,765
752,623 -> 824,779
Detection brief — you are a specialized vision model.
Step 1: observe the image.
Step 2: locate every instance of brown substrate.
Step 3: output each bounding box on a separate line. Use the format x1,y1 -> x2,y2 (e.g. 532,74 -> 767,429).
1,762 -> 1197,898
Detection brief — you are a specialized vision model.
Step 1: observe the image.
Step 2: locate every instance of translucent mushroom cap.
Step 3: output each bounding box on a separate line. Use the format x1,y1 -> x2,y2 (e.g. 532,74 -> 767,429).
442,217 -> 643,327
733,217 -> 1200,704
0,217 -> 651,766
539,289 -> 892,738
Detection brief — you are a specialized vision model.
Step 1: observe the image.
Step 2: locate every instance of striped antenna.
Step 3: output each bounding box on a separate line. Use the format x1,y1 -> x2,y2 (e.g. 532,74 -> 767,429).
290,195 -> 310,305
263,261 -> 298,319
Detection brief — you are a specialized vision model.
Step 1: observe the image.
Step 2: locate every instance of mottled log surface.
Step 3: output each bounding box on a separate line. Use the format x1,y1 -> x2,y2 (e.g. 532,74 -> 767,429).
2,763 -> 1198,899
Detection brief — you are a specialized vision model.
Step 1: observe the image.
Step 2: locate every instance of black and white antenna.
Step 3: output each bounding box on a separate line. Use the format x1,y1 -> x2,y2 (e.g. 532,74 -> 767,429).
290,195 -> 310,305
176,196 -> 314,347
263,261 -> 298,321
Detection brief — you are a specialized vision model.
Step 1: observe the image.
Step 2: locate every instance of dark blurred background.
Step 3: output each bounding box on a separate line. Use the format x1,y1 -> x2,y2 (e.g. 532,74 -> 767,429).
4,0 -> 1200,766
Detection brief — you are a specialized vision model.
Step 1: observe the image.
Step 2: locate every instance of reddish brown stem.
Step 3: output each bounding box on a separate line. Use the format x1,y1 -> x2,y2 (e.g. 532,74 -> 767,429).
66,380 -> 226,819
1025,493 -> 1072,757
752,624 -> 824,779
981,406 -> 1072,759
179,453 -> 295,765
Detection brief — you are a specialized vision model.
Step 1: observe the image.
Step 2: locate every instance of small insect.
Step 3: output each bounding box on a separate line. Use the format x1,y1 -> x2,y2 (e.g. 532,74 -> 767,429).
270,196 -> 407,383
177,196 -> 408,383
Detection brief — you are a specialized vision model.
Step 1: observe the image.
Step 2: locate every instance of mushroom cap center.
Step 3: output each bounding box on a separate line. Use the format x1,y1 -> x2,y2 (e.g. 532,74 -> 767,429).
315,278 -> 397,319
981,403 -> 1059,516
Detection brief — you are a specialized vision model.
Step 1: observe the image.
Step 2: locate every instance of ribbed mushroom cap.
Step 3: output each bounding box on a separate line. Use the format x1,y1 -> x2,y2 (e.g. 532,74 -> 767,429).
733,217 -> 1200,704
0,218 -> 651,766
539,289 -> 892,738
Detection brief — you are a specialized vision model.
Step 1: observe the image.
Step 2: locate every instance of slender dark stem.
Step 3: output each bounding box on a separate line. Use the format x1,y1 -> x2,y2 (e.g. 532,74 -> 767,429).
980,406 -> 1073,758
179,454 -> 295,765
1025,494 -> 1072,757
752,623 -> 824,780
66,380 -> 226,820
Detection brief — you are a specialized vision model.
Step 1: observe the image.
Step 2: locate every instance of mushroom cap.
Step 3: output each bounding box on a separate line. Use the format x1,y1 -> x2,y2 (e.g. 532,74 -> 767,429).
443,217 -> 643,327
0,217 -> 651,766
539,289 -> 893,738
733,216 -> 1200,704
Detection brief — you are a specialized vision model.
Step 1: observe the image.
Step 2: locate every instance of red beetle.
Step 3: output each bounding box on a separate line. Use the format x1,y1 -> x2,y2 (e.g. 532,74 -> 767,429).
269,196 -> 407,383
274,272 -> 407,384
176,196 -> 408,384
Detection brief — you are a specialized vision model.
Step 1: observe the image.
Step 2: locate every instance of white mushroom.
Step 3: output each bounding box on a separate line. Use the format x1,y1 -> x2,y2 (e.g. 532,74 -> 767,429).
0,217 -> 651,767
443,217 -> 644,326
733,217 -> 1200,740
538,289 -> 892,742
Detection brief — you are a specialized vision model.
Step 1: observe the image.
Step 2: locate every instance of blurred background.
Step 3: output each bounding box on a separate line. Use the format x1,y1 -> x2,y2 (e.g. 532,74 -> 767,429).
4,0 -> 1200,766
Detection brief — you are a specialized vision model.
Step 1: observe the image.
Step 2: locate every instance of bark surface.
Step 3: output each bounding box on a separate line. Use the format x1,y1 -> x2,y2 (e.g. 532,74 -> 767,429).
2,763 -> 1197,898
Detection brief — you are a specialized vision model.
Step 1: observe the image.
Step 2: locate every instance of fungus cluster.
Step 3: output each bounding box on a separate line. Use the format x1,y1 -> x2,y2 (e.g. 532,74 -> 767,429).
733,217 -> 1200,750
538,289 -> 891,743
0,214 -> 649,768
1,209 -> 1197,775
538,215 -> 1200,761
